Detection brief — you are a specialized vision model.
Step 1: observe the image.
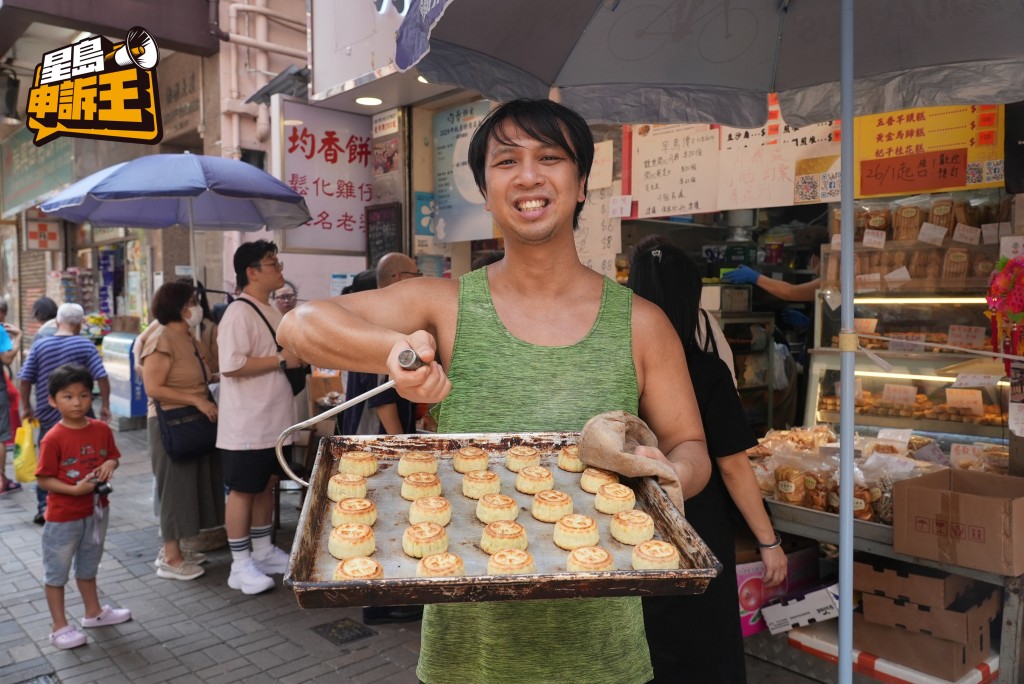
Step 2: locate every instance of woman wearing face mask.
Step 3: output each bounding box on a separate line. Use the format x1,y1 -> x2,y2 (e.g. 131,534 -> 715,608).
139,282 -> 225,581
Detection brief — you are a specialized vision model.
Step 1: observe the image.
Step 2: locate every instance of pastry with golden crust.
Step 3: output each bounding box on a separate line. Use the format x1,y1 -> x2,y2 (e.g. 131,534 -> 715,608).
476,493 -> 520,523
557,445 -> 586,473
480,520 -> 528,554
609,509 -> 655,545
401,472 -> 442,501
327,473 -> 367,501
328,523 -> 375,560
402,521 -> 448,558
333,557 -> 383,580
453,446 -> 489,473
397,451 -> 438,477
416,551 -> 466,578
515,465 -> 554,494
553,513 -> 600,550
330,497 -> 377,527
566,546 -> 615,572
594,483 -> 636,514
337,451 -> 378,477
580,466 -> 619,494
632,540 -> 680,570
505,445 -> 541,473
487,548 -> 535,575
409,496 -> 452,526
462,470 -> 501,499
532,489 -> 573,522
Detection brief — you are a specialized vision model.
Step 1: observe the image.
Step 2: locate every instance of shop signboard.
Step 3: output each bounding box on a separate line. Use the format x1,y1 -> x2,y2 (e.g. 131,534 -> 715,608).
854,104 -> 1004,198
1,127 -> 73,216
432,100 -> 494,243
631,123 -> 719,218
273,99 -> 373,254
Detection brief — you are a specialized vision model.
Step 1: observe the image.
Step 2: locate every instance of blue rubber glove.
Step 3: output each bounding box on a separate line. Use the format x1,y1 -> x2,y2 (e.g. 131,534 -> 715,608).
782,308 -> 810,329
722,265 -> 761,285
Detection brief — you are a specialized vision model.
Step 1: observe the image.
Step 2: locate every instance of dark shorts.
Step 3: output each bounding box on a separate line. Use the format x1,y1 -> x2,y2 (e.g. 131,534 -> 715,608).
221,446 -> 290,494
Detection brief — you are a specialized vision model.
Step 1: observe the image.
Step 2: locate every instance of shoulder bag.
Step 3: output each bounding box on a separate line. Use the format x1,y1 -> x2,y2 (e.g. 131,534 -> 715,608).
232,297 -> 309,396
154,337 -> 218,462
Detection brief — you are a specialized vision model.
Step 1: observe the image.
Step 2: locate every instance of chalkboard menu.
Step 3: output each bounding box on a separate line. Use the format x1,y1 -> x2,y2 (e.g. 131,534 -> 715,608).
365,202 -> 403,268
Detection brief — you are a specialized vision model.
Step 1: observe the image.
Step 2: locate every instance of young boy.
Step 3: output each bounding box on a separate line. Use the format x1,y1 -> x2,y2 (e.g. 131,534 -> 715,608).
36,364 -> 131,650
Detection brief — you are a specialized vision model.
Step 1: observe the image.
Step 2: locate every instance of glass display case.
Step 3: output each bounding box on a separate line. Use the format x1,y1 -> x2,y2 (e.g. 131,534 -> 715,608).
804,293 -> 1010,441
712,312 -> 774,434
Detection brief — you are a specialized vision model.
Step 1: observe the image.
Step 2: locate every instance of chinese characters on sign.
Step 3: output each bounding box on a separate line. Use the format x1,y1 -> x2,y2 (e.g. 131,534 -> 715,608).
576,182 -> 623,279
433,101 -> 494,243
861,149 -> 968,196
25,221 -> 61,250
278,100 -> 373,253
25,27 -> 162,146
631,124 -> 719,218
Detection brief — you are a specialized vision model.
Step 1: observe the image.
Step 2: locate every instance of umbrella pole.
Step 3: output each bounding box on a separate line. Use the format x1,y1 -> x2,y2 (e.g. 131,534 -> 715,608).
189,198 -> 198,288
837,0 -> 855,682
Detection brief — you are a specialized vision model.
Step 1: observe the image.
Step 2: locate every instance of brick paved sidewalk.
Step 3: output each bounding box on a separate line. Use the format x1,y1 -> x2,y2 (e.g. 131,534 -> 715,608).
0,429 -> 420,684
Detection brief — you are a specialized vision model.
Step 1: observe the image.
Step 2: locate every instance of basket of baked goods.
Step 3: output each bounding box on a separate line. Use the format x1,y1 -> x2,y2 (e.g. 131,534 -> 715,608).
284,431 -> 721,608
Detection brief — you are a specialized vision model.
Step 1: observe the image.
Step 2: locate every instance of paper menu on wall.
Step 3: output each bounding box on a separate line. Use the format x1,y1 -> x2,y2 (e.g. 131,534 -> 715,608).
590,140 -> 613,190
631,124 -> 719,218
717,142 -> 796,211
576,181 -> 622,280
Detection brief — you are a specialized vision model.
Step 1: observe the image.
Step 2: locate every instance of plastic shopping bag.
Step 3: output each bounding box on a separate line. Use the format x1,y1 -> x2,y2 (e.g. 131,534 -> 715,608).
13,417 -> 40,483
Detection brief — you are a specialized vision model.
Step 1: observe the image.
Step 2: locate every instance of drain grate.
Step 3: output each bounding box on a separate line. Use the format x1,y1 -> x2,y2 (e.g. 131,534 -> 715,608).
311,617 -> 377,646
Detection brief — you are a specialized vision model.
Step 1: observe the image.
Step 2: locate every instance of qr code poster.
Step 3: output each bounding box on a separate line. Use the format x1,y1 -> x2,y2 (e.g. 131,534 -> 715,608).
793,155 -> 841,203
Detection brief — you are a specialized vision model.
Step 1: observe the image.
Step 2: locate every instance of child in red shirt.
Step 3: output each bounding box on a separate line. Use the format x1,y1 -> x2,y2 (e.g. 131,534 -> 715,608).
36,364 -> 131,650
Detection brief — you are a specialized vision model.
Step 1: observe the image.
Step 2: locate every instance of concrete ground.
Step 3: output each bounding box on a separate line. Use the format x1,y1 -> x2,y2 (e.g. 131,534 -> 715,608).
1,428 -> 818,683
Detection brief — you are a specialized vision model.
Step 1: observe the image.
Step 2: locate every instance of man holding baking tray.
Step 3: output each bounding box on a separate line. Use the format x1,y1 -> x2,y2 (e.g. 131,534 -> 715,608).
279,98 -> 711,684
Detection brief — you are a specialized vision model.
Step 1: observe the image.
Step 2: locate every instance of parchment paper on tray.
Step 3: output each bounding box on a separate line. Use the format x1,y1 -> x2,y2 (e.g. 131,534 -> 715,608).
285,432 -> 719,609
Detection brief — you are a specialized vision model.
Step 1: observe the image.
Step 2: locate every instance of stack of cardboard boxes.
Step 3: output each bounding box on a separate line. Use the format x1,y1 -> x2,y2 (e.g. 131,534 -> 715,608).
852,555 -> 1001,681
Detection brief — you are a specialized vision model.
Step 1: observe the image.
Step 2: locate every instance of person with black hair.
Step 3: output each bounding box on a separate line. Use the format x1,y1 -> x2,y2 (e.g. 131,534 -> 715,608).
140,281 -> 223,581
217,240 -> 301,595
31,296 -> 59,339
280,98 -> 711,684
629,240 -> 786,683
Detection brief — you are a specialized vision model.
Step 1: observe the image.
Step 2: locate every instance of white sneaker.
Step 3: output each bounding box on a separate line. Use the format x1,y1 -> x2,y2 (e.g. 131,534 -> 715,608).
252,546 -> 290,575
156,558 -> 205,581
227,559 -> 275,595
153,548 -> 208,569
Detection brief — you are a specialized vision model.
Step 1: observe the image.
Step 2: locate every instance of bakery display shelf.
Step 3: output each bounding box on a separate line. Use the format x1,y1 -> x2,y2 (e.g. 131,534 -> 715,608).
811,348 -> 977,362
815,411 -> 1006,439
285,432 -> 721,609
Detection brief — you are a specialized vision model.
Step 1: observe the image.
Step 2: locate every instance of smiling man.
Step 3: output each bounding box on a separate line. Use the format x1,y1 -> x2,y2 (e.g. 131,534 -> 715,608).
279,98 -> 710,684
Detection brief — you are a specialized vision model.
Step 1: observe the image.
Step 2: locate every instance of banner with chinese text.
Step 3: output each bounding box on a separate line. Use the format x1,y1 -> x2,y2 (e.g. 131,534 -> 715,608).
433,100 -> 494,243
631,123 -> 719,218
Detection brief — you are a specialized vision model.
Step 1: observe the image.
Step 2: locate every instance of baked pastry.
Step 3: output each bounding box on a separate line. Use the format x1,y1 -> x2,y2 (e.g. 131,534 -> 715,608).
409,496 -> 453,526
480,520 -> 529,554
557,445 -> 586,473
553,513 -> 600,550
401,472 -> 442,501
462,470 -> 501,499
566,546 -> 615,572
328,523 -> 375,560
337,451 -> 378,477
332,557 -> 383,580
609,509 -> 655,545
397,451 -> 438,477
580,467 -> 619,494
402,521 -> 448,558
327,473 -> 367,502
476,493 -> 520,523
515,465 -> 555,494
505,445 -> 541,472
487,548 -> 535,575
532,489 -> 573,522
594,483 -> 636,514
453,446 -> 489,473
632,540 -> 680,570
416,551 -> 466,578
330,497 -> 377,527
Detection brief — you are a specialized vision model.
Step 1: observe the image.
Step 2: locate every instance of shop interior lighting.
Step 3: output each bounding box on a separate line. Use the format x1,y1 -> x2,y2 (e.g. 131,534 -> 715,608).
853,297 -> 986,305
417,75 -> 429,84
356,96 -> 383,106
283,119 -> 304,126
853,370 -> 1009,386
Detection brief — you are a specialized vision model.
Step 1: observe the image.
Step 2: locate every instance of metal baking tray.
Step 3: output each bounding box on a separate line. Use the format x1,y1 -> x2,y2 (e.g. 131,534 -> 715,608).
284,432 -> 721,608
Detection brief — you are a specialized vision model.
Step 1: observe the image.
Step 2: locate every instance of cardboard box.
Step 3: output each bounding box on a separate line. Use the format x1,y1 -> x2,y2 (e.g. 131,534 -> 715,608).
861,585 -> 1001,644
700,284 -> 751,312
736,539 -> 819,637
853,611 -> 990,682
761,582 -> 840,635
854,554 -> 977,607
894,469 -> 1024,576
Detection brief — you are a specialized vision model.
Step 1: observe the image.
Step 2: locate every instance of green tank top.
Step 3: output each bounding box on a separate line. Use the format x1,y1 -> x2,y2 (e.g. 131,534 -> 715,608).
418,267 -> 652,684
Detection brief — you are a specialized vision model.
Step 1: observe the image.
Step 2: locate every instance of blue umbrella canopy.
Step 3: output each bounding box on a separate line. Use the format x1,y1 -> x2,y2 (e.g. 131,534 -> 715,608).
39,153 -> 310,231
